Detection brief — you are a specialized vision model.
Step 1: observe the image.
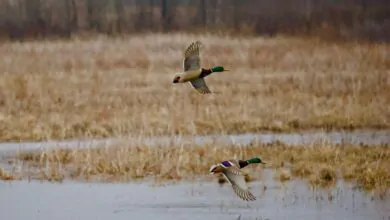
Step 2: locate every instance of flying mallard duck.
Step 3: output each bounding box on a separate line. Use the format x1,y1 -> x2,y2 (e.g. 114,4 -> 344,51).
209,157 -> 266,201
172,41 -> 229,94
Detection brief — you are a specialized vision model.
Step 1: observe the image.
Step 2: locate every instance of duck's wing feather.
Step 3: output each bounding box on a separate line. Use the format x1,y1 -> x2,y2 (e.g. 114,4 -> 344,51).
183,41 -> 201,71
189,78 -> 212,94
222,166 -> 256,201
230,184 -> 256,201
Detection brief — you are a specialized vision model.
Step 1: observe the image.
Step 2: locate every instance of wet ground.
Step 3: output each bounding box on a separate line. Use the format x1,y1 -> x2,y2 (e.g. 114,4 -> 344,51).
1,169 -> 389,220
1,130 -> 390,220
0,129 -> 389,156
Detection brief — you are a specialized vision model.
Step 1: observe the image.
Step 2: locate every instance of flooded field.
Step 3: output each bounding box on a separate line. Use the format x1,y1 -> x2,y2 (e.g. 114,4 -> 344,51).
1,28 -> 389,220
1,129 -> 389,156
1,170 -> 389,220
1,130 -> 389,220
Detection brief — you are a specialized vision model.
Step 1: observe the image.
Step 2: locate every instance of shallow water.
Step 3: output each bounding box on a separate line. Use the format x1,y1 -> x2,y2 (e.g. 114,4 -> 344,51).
1,170 -> 389,220
1,131 -> 389,219
0,129 -> 389,156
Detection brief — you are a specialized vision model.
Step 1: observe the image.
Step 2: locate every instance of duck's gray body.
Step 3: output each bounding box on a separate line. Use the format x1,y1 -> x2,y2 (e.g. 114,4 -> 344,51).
210,160 -> 256,201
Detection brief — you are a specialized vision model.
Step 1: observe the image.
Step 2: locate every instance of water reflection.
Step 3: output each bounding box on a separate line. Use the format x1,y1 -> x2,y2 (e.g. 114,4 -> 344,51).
1,169 -> 389,220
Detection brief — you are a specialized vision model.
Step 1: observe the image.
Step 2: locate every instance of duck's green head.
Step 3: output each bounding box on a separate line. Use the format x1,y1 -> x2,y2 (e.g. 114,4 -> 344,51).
246,157 -> 266,164
211,66 -> 229,72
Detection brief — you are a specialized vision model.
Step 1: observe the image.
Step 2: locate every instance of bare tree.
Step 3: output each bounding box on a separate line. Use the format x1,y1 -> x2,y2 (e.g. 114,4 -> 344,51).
0,0 -> 389,42
63,0 -> 78,37
114,0 -> 125,33
199,0 -> 207,27
161,0 -> 169,30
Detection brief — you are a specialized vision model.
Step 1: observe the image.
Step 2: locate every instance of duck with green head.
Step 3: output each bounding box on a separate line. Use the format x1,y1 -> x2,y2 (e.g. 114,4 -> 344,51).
172,41 -> 229,94
209,157 -> 266,201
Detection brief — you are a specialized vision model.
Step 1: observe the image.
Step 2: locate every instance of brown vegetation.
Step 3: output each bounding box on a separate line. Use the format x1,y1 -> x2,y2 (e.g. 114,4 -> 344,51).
0,167 -> 18,181
275,168 -> 292,182
9,141 -> 390,193
0,34 -> 389,141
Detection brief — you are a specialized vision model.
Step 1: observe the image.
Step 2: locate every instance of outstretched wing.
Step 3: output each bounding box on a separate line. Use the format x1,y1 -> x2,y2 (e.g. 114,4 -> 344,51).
222,166 -> 256,201
183,41 -> 201,71
189,78 -> 212,94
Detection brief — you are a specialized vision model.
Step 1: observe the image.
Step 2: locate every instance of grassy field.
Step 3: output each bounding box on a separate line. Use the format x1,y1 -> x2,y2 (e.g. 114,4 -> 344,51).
3,141 -> 389,194
0,33 -> 389,141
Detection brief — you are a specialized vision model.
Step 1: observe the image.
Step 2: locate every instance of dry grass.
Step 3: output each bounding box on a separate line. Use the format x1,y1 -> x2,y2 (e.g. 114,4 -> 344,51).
9,141 -> 390,193
308,165 -> 337,188
0,33 -> 389,141
274,168 -> 292,182
0,167 -> 18,181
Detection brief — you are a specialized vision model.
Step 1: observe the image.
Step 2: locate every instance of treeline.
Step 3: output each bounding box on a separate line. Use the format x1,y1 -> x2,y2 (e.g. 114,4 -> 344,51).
0,0 -> 389,42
